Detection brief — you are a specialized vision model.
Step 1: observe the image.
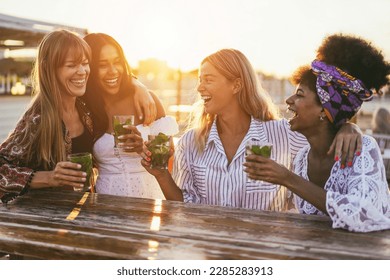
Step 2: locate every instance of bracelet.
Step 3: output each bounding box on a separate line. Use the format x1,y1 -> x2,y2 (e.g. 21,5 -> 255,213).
21,170 -> 36,195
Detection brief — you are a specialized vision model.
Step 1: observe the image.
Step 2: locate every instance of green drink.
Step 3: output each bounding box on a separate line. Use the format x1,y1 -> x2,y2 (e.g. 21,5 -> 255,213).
113,115 -> 134,148
245,140 -> 273,183
67,152 -> 93,192
148,133 -> 172,169
246,144 -> 272,158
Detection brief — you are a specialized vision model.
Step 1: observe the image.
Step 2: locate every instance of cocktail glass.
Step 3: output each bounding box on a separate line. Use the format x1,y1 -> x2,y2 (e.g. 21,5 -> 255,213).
245,140 -> 273,183
112,115 -> 134,148
67,152 -> 93,192
148,133 -> 172,169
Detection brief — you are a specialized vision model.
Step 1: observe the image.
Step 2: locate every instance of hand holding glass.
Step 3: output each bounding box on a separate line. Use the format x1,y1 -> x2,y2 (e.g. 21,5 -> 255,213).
67,152 -> 93,192
148,133 -> 172,169
113,115 -> 135,148
245,140 -> 273,183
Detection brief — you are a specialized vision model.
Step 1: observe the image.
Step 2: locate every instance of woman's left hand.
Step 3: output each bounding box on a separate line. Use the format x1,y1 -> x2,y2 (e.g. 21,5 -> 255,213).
327,122 -> 362,168
243,155 -> 290,185
117,125 -> 144,153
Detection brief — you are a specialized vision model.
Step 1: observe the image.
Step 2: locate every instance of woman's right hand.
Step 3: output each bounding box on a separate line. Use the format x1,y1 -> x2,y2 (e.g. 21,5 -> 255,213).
47,161 -> 87,189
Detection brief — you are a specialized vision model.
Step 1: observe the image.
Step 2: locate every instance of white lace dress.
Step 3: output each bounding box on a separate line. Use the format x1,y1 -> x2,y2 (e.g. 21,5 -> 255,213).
93,133 -> 164,199
293,135 -> 390,232
93,116 -> 178,199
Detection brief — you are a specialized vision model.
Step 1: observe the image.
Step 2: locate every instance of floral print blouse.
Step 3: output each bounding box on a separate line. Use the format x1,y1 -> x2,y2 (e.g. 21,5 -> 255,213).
0,98 -> 93,203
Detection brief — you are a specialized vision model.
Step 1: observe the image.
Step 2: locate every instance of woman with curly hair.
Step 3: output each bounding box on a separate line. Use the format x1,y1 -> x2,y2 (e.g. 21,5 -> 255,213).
244,34 -> 390,232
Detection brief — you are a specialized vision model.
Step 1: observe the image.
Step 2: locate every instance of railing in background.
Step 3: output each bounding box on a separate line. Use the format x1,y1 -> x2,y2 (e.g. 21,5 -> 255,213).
371,133 -> 390,183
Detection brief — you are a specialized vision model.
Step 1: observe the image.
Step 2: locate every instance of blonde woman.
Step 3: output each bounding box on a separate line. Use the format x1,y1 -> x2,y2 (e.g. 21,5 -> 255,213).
142,49 -> 361,211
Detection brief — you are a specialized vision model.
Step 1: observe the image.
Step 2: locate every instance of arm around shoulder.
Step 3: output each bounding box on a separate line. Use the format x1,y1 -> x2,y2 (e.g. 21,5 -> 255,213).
149,90 -> 166,119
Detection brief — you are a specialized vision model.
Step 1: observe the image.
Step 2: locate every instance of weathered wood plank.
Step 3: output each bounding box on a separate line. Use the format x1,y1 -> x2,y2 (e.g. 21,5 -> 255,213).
1,189 -> 389,259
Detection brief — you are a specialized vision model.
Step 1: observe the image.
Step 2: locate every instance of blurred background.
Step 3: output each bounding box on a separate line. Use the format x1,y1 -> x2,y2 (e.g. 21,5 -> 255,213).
1,0 -> 389,142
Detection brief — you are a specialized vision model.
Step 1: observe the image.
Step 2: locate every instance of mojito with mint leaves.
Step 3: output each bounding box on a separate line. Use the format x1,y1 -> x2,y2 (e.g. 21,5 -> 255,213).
148,133 -> 172,169
113,115 -> 134,148
67,152 -> 93,192
245,140 -> 273,183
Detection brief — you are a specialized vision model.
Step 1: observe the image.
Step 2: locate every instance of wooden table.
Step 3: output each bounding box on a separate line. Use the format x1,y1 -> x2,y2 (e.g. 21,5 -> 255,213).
0,189 -> 389,260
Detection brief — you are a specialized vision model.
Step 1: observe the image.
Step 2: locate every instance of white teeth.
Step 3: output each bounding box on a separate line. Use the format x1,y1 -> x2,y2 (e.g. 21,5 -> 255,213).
201,96 -> 211,101
287,108 -> 298,119
287,108 -> 296,114
105,78 -> 118,84
71,79 -> 85,85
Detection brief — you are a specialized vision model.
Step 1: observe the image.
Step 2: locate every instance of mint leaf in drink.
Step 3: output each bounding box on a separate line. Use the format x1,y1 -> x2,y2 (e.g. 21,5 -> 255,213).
113,118 -> 133,144
149,133 -> 171,169
251,145 -> 272,158
150,133 -> 170,146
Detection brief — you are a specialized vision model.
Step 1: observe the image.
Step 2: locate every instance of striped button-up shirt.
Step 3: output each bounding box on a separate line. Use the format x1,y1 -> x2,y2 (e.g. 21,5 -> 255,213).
172,117 -> 307,211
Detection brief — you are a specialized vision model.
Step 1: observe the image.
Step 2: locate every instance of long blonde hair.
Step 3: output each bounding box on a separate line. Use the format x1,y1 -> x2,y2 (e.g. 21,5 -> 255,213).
191,49 -> 279,151
20,30 -> 91,169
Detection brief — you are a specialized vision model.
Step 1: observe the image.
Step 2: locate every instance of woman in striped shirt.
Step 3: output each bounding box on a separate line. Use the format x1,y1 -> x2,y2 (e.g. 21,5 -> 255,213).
142,48 -> 361,211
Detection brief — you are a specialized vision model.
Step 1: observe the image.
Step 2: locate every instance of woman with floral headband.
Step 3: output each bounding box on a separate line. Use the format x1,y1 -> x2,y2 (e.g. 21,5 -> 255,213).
244,34 -> 390,232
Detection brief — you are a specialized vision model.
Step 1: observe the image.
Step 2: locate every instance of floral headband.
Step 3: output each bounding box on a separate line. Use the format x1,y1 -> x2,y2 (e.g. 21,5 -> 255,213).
311,60 -> 373,127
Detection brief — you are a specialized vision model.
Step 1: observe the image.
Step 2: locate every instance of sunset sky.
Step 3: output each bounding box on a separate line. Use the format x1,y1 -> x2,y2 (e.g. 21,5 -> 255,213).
1,0 -> 390,77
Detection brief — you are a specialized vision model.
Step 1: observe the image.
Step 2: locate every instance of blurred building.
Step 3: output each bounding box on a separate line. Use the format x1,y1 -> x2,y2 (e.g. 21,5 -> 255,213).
0,13 -> 88,95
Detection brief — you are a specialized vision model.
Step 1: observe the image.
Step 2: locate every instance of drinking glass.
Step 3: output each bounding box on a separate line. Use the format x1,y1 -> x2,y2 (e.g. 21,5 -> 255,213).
112,115 -> 134,148
67,152 -> 93,192
245,140 -> 273,184
148,133 -> 172,169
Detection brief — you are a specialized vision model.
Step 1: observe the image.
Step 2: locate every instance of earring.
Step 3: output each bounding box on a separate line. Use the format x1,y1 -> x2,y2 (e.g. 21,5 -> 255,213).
319,115 -> 324,121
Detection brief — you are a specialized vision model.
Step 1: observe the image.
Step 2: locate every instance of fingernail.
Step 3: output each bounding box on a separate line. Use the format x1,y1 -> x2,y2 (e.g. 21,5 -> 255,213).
334,156 -> 339,161
147,157 -> 151,161
356,151 -> 361,156
139,116 -> 143,120
347,161 -> 352,167
341,164 -> 345,169
82,172 -> 87,176
81,178 -> 86,182
77,164 -> 82,169
147,151 -> 151,156
118,136 -> 124,139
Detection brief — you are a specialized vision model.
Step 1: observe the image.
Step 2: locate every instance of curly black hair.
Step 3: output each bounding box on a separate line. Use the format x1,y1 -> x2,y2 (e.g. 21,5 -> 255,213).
316,33 -> 390,91
290,65 -> 316,91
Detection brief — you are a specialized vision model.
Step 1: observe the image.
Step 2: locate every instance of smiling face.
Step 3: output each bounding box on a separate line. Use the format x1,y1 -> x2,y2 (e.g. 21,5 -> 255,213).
197,61 -> 237,115
56,50 -> 90,98
97,44 -> 124,95
286,83 -> 325,134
